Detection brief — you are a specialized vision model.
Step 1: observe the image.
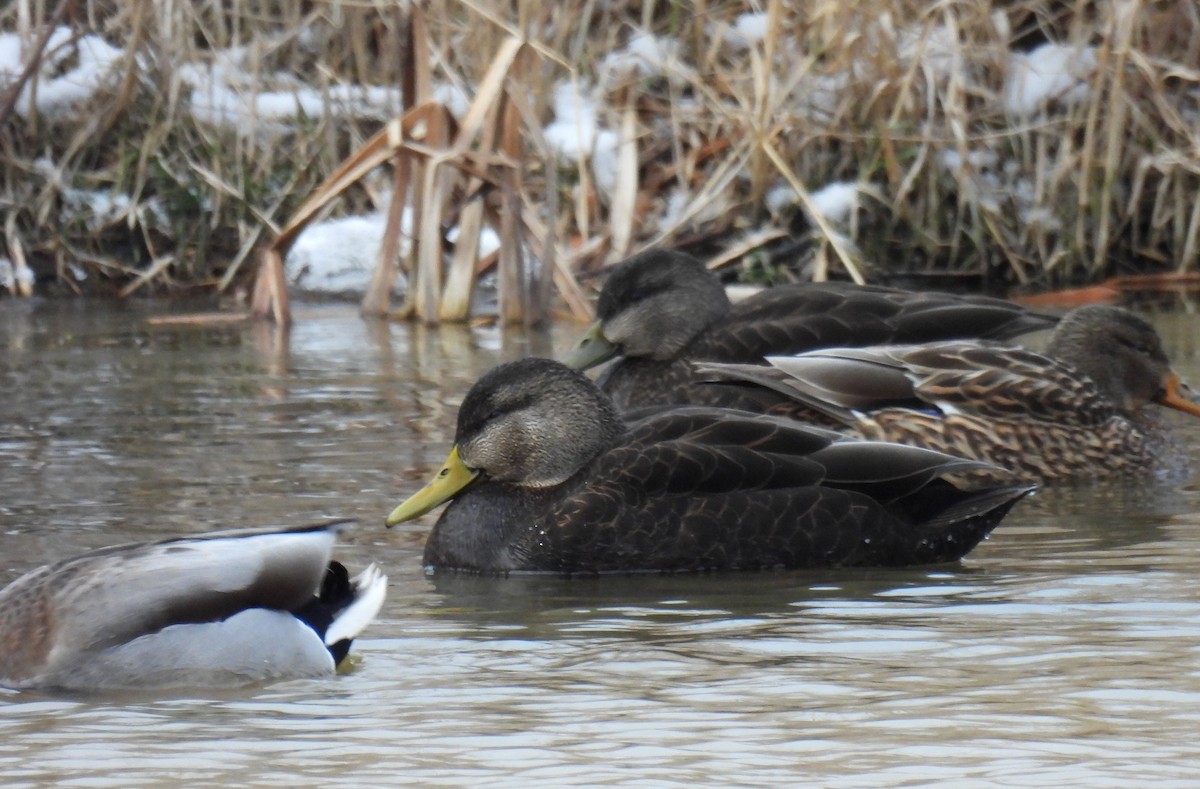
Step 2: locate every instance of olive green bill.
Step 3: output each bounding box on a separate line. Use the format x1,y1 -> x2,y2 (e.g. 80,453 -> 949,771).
385,445 -> 479,526
559,320 -> 619,371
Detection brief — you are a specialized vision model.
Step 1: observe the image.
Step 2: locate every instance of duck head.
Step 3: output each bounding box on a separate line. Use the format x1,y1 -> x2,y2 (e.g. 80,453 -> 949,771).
387,359 -> 624,525
561,250 -> 731,370
1048,305 -> 1200,418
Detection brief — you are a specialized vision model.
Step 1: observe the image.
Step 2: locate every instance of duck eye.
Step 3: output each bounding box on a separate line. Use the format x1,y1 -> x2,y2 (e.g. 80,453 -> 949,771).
1119,338 -> 1152,356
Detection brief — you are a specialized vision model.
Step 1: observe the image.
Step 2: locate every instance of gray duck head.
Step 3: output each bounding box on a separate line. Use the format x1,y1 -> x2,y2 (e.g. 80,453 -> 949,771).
386,359 -> 625,525
1047,304 -> 1200,416
563,250 -> 731,369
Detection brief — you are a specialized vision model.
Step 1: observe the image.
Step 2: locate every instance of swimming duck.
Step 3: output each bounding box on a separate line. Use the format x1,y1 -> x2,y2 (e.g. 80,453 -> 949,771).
0,521 -> 386,692
699,305 -> 1200,483
385,358 -> 1033,574
561,249 -> 1056,412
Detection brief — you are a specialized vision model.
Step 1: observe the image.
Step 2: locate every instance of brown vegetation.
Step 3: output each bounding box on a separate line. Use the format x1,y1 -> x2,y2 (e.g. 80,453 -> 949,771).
1,1 -> 1197,319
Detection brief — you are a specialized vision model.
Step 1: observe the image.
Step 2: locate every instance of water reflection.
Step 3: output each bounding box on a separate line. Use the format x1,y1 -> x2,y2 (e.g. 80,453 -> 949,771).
2,298 -> 1200,785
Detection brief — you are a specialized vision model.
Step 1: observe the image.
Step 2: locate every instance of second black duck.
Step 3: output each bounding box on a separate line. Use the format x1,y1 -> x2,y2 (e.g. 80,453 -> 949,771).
561,249 -> 1056,412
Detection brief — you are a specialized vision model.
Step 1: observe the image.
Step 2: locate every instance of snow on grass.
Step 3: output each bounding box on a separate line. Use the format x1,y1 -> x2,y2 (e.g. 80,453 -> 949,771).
768,181 -> 860,224
32,157 -> 168,231
598,32 -> 680,84
938,148 -> 1001,174
0,17 -> 1119,299
542,82 -> 607,158
286,211 -> 402,295
178,47 -> 456,135
1004,42 -> 1098,118
717,13 -> 771,50
897,23 -> 960,79
283,203 -> 509,298
809,182 -> 859,223
447,225 -> 501,260
0,27 -> 124,119
0,255 -> 34,294
788,70 -> 852,121
938,145 -> 1062,235
541,81 -> 621,196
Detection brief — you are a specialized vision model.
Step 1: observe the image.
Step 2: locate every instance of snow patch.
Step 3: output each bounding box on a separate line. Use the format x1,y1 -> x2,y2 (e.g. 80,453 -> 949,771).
809,181 -> 859,224
286,212 -> 404,295
1004,43 -> 1097,118
0,28 -> 124,119
719,13 -> 771,50
898,24 -> 960,79
598,32 -> 679,84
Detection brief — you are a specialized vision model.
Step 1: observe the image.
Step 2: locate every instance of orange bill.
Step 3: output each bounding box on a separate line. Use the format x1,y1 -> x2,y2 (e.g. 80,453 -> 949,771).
1156,372 -> 1200,418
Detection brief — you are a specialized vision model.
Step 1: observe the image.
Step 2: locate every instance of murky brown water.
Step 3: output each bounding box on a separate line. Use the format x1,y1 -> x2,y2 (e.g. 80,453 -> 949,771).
3,298 -> 1200,787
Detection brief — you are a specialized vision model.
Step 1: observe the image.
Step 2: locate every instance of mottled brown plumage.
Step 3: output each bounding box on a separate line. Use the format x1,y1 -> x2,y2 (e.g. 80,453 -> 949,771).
701,306 -> 1200,484
386,358 -> 1033,574
561,249 -> 1056,412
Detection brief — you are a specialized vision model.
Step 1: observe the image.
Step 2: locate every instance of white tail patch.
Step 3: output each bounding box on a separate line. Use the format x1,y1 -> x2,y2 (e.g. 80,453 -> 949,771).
323,564 -> 387,646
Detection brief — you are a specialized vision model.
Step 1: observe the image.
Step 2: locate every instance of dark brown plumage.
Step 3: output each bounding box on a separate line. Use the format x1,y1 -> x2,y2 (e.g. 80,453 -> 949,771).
385,358 -> 1033,574
701,305 -> 1200,484
561,250 -> 1056,412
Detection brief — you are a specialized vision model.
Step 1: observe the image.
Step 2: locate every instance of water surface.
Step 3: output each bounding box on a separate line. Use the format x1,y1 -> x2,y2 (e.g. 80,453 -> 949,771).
3,298 -> 1200,787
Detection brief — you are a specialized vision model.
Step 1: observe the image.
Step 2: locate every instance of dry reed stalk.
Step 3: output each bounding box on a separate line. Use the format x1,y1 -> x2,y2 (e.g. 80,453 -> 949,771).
412,106 -> 453,323
762,140 -> 865,284
514,182 -> 591,322
607,86 -> 640,262
145,312 -> 250,326
4,0 -> 1199,305
362,7 -> 424,318
437,34 -> 503,320
4,225 -> 33,297
706,228 -> 792,273
118,255 -> 175,298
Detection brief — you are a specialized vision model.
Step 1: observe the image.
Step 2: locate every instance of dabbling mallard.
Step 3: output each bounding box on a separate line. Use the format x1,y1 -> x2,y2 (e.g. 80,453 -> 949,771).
385,358 -> 1033,574
700,305 -> 1200,484
560,249 -> 1056,412
0,521 -> 386,692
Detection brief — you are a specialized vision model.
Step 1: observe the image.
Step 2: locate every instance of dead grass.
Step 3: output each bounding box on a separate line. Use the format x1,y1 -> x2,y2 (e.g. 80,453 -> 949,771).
1,0 -> 1198,314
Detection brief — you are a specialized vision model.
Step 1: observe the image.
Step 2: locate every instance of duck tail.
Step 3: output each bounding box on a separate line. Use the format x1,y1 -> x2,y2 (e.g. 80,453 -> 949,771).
295,562 -> 387,666
922,483 -> 1037,532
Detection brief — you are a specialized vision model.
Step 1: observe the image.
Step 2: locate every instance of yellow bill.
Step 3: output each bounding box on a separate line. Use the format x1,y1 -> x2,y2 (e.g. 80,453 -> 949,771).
385,445 -> 479,526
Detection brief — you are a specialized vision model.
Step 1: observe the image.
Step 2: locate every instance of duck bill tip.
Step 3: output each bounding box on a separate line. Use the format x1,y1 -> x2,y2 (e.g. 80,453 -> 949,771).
559,321 -> 618,371
1157,373 -> 1200,418
385,446 -> 479,527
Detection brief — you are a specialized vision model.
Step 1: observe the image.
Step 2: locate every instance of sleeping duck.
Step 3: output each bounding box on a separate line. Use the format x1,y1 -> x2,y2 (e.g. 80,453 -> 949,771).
561,249 -> 1055,412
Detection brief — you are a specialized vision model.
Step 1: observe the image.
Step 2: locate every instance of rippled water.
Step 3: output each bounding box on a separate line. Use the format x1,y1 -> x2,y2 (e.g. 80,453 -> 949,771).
3,298 -> 1200,787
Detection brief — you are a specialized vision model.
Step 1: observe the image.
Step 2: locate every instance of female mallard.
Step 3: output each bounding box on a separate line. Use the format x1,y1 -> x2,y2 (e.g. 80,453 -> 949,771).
700,305 -> 1200,483
561,249 -> 1056,412
0,521 -> 386,692
385,358 -> 1033,574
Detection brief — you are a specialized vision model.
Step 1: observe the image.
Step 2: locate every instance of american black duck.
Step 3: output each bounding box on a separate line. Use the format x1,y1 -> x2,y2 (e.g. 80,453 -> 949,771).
385,358 -> 1033,574
561,249 -> 1056,411
0,521 -> 386,692
700,305 -> 1200,483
